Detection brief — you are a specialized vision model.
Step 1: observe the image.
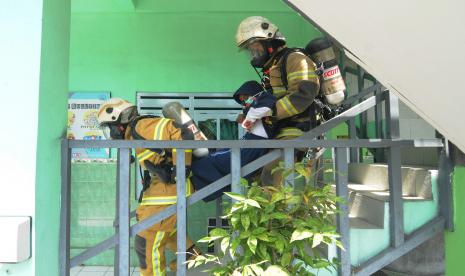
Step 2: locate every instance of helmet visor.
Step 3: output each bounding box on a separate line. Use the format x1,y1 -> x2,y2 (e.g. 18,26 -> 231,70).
240,39 -> 263,53
244,41 -> 269,68
100,124 -> 112,140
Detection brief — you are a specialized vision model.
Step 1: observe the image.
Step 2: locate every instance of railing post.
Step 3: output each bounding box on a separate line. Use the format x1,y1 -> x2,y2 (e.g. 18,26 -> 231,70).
348,118 -> 359,163
386,92 -> 405,247
231,148 -> 242,198
374,85 -> 384,162
335,147 -> 351,276
115,148 -> 131,276
358,66 -> 368,140
59,139 -> 71,276
284,148 -> 295,187
214,197 -> 223,254
438,140 -> 454,231
176,149 -> 187,276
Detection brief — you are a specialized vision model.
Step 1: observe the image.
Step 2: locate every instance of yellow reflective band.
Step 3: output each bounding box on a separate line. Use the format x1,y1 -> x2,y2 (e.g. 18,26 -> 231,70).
141,197 -> 177,206
187,178 -> 192,196
272,87 -> 287,98
154,118 -> 170,140
287,70 -> 318,82
136,149 -> 151,159
279,97 -> 299,116
152,231 -> 166,276
172,149 -> 193,153
276,127 -> 304,139
138,151 -> 155,163
140,178 -> 193,206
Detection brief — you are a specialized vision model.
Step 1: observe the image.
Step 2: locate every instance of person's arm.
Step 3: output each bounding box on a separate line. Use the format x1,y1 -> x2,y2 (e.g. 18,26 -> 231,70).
275,52 -> 320,120
242,106 -> 273,130
133,119 -> 164,169
167,120 -> 193,167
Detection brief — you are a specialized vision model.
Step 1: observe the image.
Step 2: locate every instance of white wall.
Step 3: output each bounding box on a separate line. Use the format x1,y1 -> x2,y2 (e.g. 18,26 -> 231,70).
286,0 -> 465,153
0,0 -> 43,274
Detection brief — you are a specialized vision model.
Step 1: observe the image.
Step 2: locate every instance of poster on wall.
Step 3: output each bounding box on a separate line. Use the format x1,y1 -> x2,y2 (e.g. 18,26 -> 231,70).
67,92 -> 111,159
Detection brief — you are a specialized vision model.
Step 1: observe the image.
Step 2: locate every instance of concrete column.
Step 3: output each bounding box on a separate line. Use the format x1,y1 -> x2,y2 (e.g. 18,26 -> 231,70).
0,1 -> 70,275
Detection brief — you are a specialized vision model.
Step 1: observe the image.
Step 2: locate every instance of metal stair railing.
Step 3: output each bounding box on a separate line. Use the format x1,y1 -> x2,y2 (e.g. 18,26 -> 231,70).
59,89 -> 451,276
60,137 -> 444,276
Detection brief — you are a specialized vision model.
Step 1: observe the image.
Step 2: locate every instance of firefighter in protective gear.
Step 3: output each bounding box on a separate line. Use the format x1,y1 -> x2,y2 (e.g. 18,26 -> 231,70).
97,98 -> 198,276
236,16 -> 321,185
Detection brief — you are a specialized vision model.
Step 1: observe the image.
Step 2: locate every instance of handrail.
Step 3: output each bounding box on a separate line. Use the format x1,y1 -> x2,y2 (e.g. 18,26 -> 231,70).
300,89 -> 387,140
68,138 -> 443,149
341,83 -> 382,106
63,138 -> 443,270
60,90 -> 449,276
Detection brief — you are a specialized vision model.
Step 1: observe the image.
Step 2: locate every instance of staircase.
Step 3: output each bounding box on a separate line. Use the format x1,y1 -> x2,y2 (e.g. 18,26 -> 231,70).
180,163 -> 441,276
300,163 -> 438,276
60,51 -> 450,276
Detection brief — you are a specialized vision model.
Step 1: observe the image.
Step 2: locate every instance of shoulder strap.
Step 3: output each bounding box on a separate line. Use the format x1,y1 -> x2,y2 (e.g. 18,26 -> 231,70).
129,115 -> 165,155
280,48 -> 307,90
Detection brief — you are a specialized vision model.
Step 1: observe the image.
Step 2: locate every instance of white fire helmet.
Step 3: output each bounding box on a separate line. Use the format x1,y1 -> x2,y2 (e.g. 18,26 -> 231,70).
235,16 -> 285,49
97,98 -> 135,125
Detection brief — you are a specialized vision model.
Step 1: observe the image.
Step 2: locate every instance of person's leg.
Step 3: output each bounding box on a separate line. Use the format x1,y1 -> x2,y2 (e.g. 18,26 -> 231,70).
165,230 -> 198,271
135,205 -> 170,276
136,230 -> 168,276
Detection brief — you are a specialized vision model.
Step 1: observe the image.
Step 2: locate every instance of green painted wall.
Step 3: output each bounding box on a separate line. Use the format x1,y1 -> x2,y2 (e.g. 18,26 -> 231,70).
67,0 -> 322,267
35,0 -> 71,276
69,0 -> 321,99
445,166 -> 465,276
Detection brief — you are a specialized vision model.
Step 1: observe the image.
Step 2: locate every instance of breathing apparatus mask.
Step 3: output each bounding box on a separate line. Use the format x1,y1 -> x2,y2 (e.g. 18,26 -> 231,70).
100,123 -> 126,140
100,106 -> 136,140
246,40 -> 270,68
244,39 -> 285,68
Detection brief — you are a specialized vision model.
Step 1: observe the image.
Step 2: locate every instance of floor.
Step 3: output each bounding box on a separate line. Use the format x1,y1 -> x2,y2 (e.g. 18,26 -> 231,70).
70,266 -> 209,275
70,266 -> 140,276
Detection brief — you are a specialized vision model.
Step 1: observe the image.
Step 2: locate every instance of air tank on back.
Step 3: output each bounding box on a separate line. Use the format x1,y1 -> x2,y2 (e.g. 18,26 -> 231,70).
305,37 -> 346,105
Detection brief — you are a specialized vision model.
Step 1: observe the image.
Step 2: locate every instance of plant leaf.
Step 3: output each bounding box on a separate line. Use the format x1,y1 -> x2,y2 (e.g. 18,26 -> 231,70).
290,229 -> 314,243
247,237 -> 258,254
244,199 -> 261,208
249,264 -> 264,276
271,212 -> 289,220
281,252 -> 292,267
256,233 -> 271,242
264,265 -> 290,276
312,233 -> 323,248
221,237 -> 230,254
209,228 -> 228,237
225,192 -> 246,201
271,192 -> 285,203
252,227 -> 267,235
241,214 -> 250,230
198,236 -> 223,243
275,239 -> 285,254
258,243 -> 268,260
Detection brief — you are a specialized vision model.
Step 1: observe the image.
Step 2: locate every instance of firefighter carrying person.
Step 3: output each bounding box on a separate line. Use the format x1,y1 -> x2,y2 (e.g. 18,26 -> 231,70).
189,80 -> 278,201
97,98 -> 199,276
236,16 -> 322,185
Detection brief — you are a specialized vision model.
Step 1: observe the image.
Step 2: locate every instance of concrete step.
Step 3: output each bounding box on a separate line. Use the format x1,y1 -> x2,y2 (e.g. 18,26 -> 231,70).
349,193 -> 385,228
347,182 -> 431,201
348,163 -> 433,199
349,217 -> 383,229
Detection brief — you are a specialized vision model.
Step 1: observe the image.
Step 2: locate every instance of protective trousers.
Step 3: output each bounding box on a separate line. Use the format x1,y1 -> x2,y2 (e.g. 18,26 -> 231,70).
135,181 -> 195,276
135,227 -> 194,276
260,131 -> 308,186
190,133 -> 268,201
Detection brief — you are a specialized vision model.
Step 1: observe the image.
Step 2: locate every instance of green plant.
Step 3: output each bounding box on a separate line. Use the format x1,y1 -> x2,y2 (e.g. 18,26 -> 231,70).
186,163 -> 344,276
